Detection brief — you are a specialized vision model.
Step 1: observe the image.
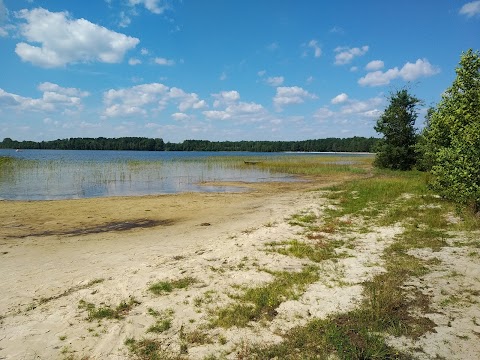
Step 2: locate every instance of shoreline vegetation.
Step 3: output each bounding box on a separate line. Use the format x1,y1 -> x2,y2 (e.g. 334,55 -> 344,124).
1,156 -> 479,359
0,136 -> 378,153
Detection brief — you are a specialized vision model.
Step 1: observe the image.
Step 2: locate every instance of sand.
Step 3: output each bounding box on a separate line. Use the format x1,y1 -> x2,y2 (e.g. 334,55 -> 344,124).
1,179 -> 479,359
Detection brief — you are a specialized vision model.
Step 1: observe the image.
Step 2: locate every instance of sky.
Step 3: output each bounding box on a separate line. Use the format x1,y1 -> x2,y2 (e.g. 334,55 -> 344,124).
0,1 -> 479,143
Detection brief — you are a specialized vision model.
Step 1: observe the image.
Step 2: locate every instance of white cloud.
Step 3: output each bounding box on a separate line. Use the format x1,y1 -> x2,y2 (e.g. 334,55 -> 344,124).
459,1 -> 480,17
128,57 -> 142,65
15,8 -> 139,68
37,82 -> 90,97
0,83 -> 89,113
365,60 -> 384,71
203,110 -> 231,120
399,58 -> 440,80
358,68 -> 400,86
334,45 -> 369,65
118,11 -> 131,27
257,70 -> 266,77
212,90 -> 241,107
273,86 -> 317,111
204,90 -> 265,122
340,97 -> 383,117
313,96 -> 384,124
154,57 -> 175,66
307,39 -> 322,58
141,48 -> 149,55
219,71 -> 227,81
103,83 -> 206,118
129,0 -> 168,14
171,112 -> 190,121
265,76 -> 284,86
331,93 -> 349,104
0,27 -> 7,37
358,58 -> 440,86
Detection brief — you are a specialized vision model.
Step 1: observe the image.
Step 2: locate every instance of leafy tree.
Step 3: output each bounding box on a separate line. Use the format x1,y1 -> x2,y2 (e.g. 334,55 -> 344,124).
422,49 -> 480,212
374,89 -> 421,170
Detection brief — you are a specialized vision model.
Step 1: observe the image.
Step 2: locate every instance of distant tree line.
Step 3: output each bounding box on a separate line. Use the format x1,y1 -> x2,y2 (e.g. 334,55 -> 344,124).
0,136 -> 378,153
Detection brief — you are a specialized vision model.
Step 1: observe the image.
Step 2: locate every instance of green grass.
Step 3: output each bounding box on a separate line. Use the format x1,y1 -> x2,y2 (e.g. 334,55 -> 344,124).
210,265 -> 319,328
147,308 -> 175,334
148,277 -> 197,295
266,238 -> 345,263
241,169 -> 480,359
78,297 -> 140,321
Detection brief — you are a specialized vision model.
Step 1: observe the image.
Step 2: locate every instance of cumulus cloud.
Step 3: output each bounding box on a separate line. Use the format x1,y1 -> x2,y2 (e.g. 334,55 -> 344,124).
265,76 -> 284,87
171,112 -> 191,121
331,93 -> 349,104
203,90 -> 265,121
459,1 -> 480,17
358,58 -> 440,86
334,45 -> 369,65
273,86 -> 317,111
128,58 -> 142,65
38,82 -> 90,97
129,0 -> 168,14
103,83 -> 206,118
212,90 -> 241,107
314,96 -> 384,124
15,8 -> 139,68
365,60 -> 384,71
0,82 -> 89,113
154,57 -> 175,66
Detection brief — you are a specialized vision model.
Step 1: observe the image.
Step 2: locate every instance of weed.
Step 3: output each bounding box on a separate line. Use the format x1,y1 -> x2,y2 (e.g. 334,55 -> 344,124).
149,277 -> 197,295
210,265 -> 318,328
266,238 -> 345,262
78,297 -> 140,321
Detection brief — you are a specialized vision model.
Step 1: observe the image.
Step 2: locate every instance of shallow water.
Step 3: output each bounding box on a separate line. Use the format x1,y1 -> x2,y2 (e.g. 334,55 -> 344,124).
0,150 -> 369,200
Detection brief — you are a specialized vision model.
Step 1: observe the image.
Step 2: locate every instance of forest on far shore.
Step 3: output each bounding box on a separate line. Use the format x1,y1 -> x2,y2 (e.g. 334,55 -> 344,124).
0,136 -> 378,153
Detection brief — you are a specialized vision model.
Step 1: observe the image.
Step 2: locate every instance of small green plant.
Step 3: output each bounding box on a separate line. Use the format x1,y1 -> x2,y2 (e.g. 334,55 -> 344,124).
266,238 -> 345,262
78,297 -> 140,321
211,265 -> 318,328
147,308 -> 175,334
149,277 -> 197,295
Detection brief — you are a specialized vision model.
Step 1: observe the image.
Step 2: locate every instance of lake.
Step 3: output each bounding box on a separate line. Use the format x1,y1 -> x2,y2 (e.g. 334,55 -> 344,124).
0,150 -> 369,200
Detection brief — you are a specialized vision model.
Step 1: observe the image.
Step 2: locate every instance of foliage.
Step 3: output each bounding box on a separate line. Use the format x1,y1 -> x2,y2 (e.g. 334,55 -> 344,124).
374,89 -> 421,170
422,49 -> 480,212
0,136 -> 379,153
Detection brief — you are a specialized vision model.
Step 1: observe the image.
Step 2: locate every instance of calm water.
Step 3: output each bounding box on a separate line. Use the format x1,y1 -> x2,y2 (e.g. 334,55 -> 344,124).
0,150 -> 366,200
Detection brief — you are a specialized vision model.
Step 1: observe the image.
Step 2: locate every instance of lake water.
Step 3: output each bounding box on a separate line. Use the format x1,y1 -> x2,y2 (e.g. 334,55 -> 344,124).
0,149 -> 366,200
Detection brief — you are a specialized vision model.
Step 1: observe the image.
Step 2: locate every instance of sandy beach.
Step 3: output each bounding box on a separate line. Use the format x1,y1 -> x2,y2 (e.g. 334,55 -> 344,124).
1,178 -> 479,359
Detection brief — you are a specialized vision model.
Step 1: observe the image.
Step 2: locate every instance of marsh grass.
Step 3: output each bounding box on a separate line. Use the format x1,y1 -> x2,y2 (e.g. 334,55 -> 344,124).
78,297 -> 140,321
148,277 -> 197,295
211,265 -> 319,328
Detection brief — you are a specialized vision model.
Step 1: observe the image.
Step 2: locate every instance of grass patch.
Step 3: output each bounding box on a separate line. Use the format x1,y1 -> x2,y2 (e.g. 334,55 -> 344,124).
288,212 -> 317,226
78,297 -> 140,321
266,238 -> 345,262
210,265 -> 318,328
147,308 -> 175,334
148,277 -> 197,295
125,338 -> 180,360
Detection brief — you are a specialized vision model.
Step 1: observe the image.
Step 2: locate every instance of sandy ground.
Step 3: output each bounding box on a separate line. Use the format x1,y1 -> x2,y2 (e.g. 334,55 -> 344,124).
1,179 -> 479,359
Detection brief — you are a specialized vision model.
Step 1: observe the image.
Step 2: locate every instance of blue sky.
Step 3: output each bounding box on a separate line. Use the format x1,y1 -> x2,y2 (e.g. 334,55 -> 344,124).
0,0 -> 479,142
